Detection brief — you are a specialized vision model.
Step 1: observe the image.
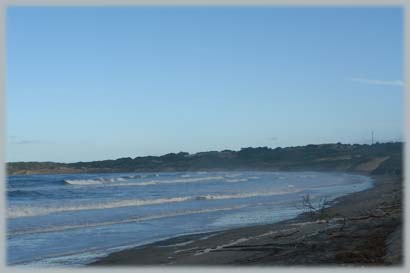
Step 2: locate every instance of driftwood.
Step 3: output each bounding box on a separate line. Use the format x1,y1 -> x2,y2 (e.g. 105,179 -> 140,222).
300,193 -> 332,219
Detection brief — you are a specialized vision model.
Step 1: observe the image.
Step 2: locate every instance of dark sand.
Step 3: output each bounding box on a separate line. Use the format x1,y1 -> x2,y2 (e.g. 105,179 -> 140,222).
90,174 -> 402,266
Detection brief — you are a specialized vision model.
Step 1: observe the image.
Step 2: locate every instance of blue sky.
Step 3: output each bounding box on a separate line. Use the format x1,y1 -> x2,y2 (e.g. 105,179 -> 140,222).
6,7 -> 403,162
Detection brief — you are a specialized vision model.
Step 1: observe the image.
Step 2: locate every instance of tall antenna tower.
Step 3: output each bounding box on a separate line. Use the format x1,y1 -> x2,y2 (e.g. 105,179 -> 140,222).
371,131 -> 374,145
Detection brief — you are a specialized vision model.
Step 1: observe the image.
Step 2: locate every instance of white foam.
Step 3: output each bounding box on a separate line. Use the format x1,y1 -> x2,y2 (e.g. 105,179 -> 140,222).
224,173 -> 242,178
64,177 -> 129,185
165,240 -> 195,248
7,196 -> 191,218
64,179 -> 102,185
134,176 -> 225,186
173,246 -> 199,254
64,176 -> 225,187
248,176 -> 260,180
224,178 -> 249,183
8,189 -> 299,219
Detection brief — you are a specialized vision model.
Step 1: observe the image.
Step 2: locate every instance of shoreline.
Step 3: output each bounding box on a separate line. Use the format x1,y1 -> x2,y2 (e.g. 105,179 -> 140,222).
90,173 -> 402,266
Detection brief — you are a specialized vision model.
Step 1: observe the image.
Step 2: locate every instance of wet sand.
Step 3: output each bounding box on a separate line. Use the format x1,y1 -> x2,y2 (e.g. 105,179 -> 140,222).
90,174 -> 402,266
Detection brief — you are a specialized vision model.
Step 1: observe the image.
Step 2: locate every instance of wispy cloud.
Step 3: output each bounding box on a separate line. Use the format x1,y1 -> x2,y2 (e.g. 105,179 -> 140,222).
8,136 -> 52,145
14,140 -> 40,145
348,78 -> 404,87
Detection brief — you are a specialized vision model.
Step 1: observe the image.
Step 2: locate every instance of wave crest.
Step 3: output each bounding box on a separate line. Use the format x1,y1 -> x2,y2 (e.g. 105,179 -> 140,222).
7,196 -> 191,218
7,189 -> 299,218
64,176 -> 226,187
64,177 -> 130,185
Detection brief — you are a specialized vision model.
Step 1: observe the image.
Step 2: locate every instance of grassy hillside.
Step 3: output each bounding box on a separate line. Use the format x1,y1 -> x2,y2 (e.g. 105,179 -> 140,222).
7,142 -> 403,176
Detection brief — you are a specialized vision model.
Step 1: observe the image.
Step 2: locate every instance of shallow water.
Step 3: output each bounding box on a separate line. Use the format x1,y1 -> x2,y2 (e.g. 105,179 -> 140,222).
7,171 -> 373,266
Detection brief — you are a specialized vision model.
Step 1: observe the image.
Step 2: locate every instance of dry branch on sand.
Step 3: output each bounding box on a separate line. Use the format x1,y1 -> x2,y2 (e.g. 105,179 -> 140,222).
299,193 -> 332,219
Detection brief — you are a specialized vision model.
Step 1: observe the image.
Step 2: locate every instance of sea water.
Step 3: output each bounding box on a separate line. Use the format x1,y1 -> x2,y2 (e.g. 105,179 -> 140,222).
7,171 -> 373,266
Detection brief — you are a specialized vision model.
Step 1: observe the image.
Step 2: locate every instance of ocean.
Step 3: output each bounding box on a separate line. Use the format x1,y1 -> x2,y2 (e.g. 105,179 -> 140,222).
7,171 -> 373,266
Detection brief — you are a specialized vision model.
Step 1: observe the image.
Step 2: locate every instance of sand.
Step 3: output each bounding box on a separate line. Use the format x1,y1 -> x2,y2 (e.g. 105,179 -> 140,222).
90,174 -> 402,266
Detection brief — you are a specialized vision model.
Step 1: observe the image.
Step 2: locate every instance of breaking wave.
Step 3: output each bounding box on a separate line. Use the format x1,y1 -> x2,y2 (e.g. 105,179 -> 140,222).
63,175 -> 247,187
64,177 -> 130,185
7,196 -> 191,218
132,176 -> 225,186
62,174 -> 165,186
8,189 -> 299,219
224,178 -> 249,183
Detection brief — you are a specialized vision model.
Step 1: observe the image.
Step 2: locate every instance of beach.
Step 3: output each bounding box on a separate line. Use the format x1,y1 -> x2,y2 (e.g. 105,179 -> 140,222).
9,171 -> 377,265
90,174 -> 402,266
6,5 -> 404,270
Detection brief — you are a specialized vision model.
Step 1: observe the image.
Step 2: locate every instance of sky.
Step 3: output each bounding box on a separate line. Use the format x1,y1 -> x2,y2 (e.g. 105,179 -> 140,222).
6,7 -> 404,163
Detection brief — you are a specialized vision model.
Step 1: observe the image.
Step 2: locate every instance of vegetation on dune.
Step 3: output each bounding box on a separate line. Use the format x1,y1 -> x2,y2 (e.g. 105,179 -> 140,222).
7,142 -> 403,175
